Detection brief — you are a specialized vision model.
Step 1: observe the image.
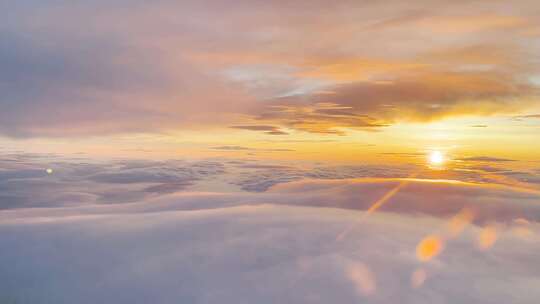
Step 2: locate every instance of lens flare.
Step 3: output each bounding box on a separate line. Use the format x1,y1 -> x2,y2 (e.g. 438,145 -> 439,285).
447,208 -> 475,238
347,262 -> 376,296
511,218 -> 533,240
478,224 -> 498,250
416,235 -> 444,261
411,268 -> 427,288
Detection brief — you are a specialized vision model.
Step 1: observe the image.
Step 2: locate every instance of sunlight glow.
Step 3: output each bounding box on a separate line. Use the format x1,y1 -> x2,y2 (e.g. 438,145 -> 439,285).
428,151 -> 445,166
347,263 -> 377,296
416,235 -> 444,261
478,224 -> 498,250
411,268 -> 427,288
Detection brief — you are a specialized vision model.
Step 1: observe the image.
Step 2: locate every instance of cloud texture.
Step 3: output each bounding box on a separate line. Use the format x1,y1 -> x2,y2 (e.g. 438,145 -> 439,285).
1,180 -> 539,303
1,150 -> 540,303
1,0 -> 540,136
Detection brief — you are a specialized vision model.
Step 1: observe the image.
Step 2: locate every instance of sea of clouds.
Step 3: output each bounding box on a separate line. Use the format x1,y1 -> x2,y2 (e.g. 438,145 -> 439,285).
1,152 -> 539,303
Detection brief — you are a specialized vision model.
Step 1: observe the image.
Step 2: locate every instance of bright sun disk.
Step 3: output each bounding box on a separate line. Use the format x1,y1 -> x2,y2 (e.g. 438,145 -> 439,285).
428,151 -> 444,166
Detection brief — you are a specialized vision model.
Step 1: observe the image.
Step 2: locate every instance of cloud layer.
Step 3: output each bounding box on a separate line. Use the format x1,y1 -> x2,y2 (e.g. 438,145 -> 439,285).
2,151 -> 539,209
1,150 -> 540,303
1,183 -> 539,303
1,0 -> 540,137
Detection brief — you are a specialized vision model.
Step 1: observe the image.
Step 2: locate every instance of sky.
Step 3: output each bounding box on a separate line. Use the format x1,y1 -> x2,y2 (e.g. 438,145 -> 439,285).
1,0 -> 540,162
1,1 -> 540,303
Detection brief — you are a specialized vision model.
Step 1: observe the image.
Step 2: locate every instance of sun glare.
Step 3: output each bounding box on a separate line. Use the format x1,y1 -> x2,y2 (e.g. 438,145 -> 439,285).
428,151 -> 445,166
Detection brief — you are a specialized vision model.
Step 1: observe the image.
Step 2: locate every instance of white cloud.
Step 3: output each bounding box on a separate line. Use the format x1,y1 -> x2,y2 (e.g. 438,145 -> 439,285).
1,153 -> 539,302
1,201 -> 539,303
1,174 -> 540,303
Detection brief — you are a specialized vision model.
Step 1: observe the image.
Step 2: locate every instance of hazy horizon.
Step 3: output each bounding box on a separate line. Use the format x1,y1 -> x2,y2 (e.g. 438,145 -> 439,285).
1,1 -> 540,303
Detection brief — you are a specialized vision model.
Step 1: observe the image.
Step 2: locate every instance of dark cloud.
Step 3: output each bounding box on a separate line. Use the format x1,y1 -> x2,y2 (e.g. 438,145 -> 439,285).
466,164 -> 508,173
379,152 -> 424,156
251,71 -> 539,134
230,125 -> 289,135
210,146 -> 294,152
210,146 -> 253,151
0,1 -> 256,137
232,164 -> 414,192
237,164 -> 293,170
265,130 -> 289,135
0,154 -> 226,208
458,156 -> 516,162
88,171 -> 192,184
0,26 -> 172,137
498,170 -> 540,185
262,148 -> 295,152
253,103 -> 389,134
267,178 -> 540,223
230,125 -> 281,131
513,114 -> 540,120
1,0 -> 539,137
259,139 -> 338,143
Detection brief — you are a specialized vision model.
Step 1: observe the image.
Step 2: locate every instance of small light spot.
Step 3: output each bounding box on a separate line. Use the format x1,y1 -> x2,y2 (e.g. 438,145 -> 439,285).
512,226 -> 533,240
347,262 -> 376,296
478,224 -> 497,250
411,268 -> 427,288
512,218 -> 533,240
416,235 -> 444,261
46,168 -> 53,174
447,208 -> 474,238
513,218 -> 530,225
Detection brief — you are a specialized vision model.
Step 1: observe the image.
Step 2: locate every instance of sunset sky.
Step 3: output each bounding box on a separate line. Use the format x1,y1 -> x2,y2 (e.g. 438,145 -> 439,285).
1,1 -> 540,303
2,0 -> 540,162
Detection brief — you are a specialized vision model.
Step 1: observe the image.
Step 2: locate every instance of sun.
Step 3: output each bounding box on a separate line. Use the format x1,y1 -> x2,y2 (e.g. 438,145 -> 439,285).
428,151 -> 445,166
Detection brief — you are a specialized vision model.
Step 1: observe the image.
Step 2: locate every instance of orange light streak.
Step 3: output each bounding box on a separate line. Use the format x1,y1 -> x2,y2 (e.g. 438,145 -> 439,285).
336,174 -> 417,241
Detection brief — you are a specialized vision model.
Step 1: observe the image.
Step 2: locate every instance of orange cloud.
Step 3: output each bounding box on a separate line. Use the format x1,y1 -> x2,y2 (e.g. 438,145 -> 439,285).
244,69 -> 539,134
2,0 -> 540,137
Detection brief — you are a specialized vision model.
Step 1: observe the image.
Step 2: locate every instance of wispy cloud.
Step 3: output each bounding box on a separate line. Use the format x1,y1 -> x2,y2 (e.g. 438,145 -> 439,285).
210,146 -> 253,151
513,114 -> 540,120
230,125 -> 289,135
1,0 -> 539,137
457,156 -> 516,162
